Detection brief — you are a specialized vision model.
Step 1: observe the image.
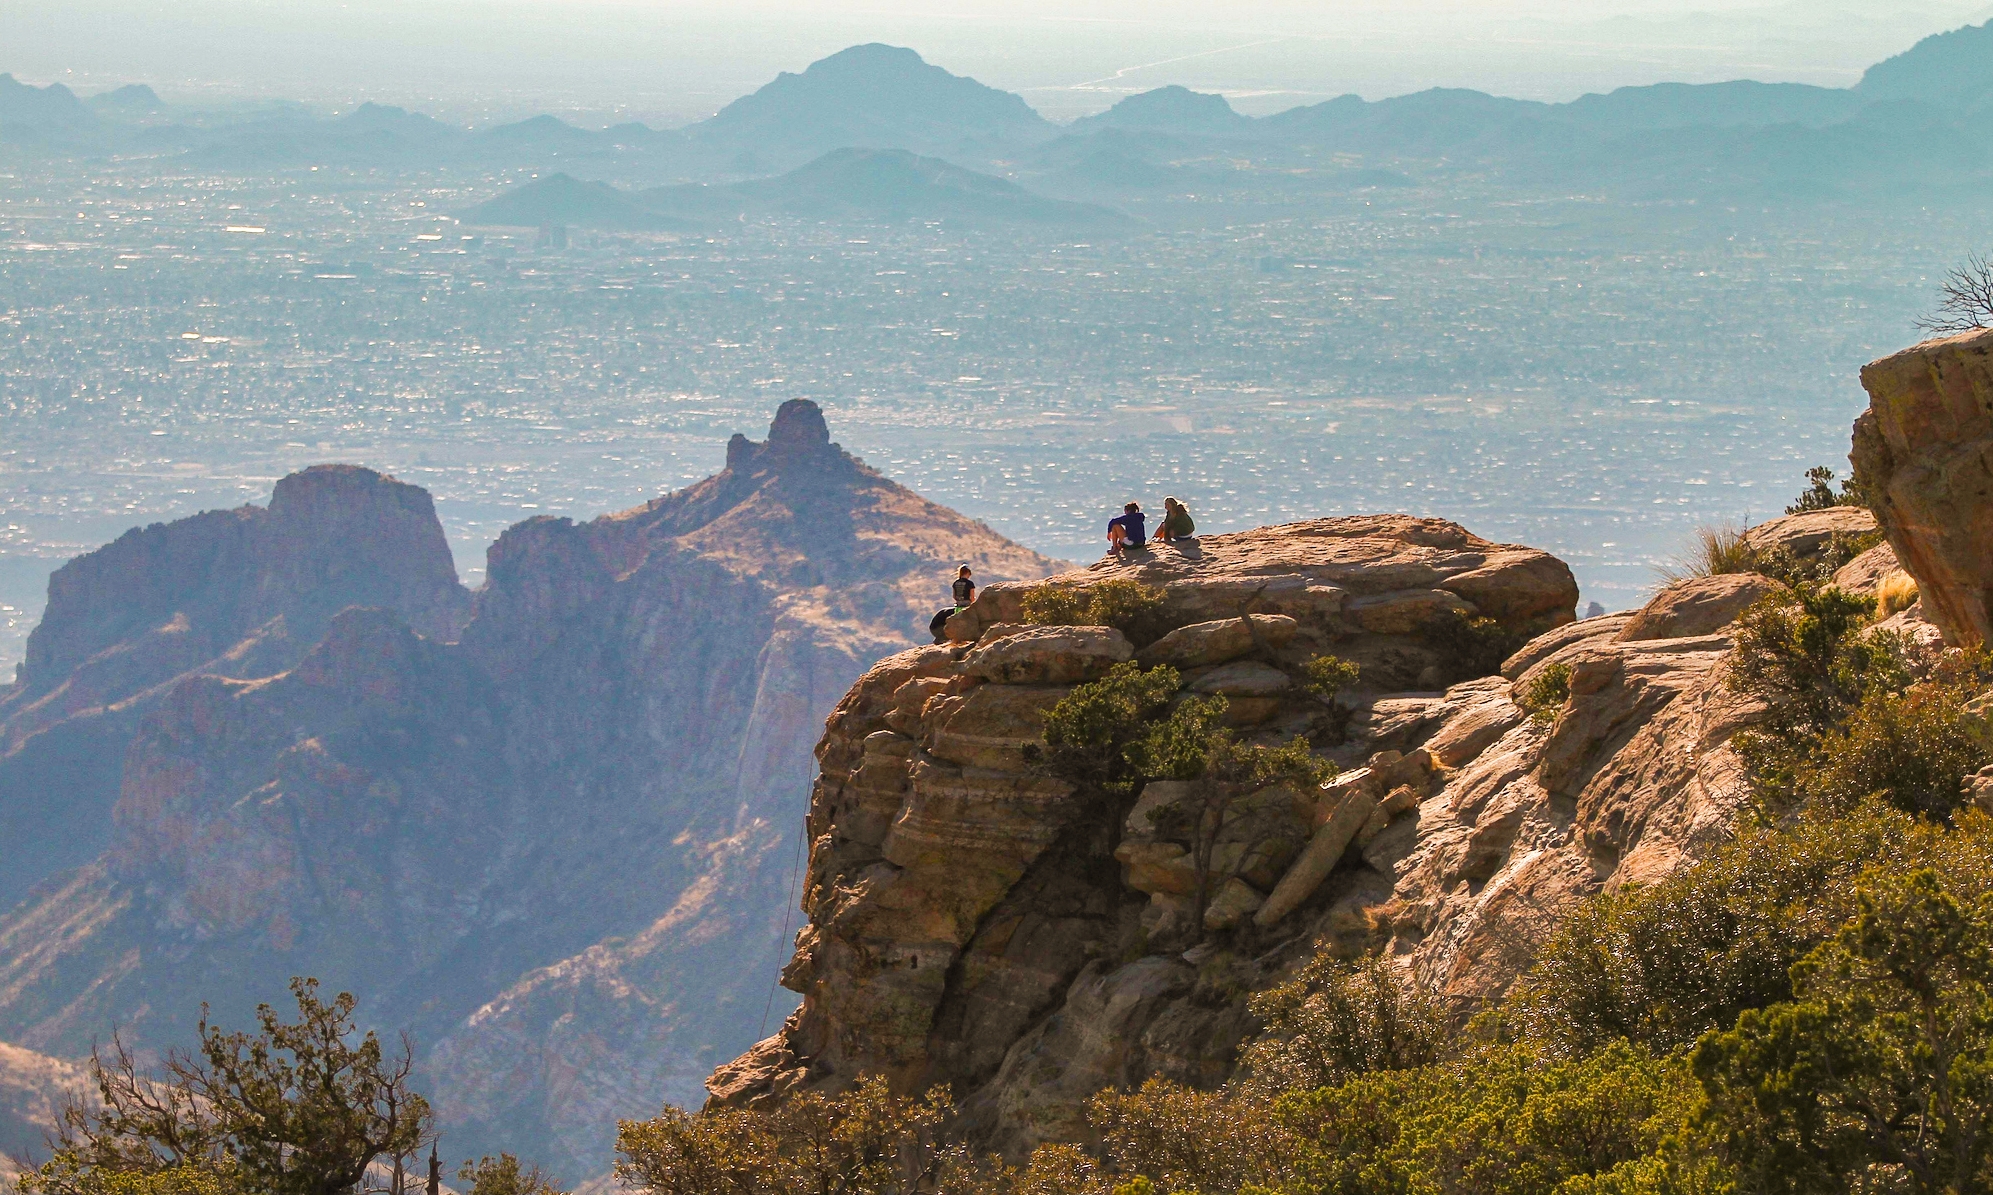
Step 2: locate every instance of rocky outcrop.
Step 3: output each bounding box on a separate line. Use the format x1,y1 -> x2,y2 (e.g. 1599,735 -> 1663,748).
0,465 -> 471,911
709,516 -> 1616,1154
706,507 -> 1877,1158
0,402 -> 1061,1180
1853,326 -> 1993,646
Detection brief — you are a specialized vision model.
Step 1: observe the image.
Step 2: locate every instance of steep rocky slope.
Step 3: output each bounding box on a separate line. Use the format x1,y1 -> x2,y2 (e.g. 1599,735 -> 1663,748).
709,508 -> 1911,1157
0,401 -> 1060,1179
0,465 -> 470,911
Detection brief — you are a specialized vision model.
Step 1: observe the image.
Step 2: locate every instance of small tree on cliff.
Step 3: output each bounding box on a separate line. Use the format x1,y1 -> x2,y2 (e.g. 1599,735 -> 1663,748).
1022,662 -> 1180,803
1126,703 -> 1336,935
25,978 -> 430,1195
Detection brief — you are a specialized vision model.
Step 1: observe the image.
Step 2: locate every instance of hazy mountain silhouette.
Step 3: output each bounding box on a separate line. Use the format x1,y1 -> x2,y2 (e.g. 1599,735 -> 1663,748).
1859,18 -> 1993,106
463,172 -> 696,231
1069,85 -> 1255,137
87,83 -> 162,114
467,148 -> 1126,230
0,75 -> 94,128
689,43 -> 1055,170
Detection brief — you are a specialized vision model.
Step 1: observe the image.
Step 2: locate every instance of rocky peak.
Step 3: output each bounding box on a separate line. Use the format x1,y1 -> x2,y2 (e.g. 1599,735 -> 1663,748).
725,398 -> 844,478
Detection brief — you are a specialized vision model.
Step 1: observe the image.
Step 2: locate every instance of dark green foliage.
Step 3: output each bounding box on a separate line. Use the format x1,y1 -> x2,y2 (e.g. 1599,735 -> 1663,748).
1728,583 -> 1894,746
616,1075 -> 983,1195
1510,801 -> 1916,1054
1022,579 -> 1170,644
1275,1041 -> 1704,1195
1786,465 -> 1870,515
1024,661 -> 1181,798
459,1154 -> 564,1195
1301,654 -> 1361,702
1125,702 -> 1335,936
1516,662 -> 1572,724
1241,955 -> 1451,1093
25,978 -> 429,1195
1302,654 -> 1362,742
1693,862 -> 1993,1194
1800,672 -> 1993,821
1422,611 -> 1529,685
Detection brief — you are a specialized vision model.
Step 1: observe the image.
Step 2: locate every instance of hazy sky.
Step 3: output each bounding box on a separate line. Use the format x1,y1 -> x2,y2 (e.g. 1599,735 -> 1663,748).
6,0 -> 1992,123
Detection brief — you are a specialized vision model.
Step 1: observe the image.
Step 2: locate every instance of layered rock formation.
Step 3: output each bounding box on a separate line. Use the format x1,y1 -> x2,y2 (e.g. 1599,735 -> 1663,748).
1854,326 -> 1993,646
710,504 -> 1929,1157
0,401 -> 1060,1179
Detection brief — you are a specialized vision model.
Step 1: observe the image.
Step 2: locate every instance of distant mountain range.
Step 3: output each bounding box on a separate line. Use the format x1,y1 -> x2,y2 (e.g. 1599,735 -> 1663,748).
464,147 -> 1127,231
8,21 -> 1993,206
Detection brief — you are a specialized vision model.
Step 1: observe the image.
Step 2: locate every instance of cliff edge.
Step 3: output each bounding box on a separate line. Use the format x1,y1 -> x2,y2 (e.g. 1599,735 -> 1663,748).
707,507 -> 1911,1157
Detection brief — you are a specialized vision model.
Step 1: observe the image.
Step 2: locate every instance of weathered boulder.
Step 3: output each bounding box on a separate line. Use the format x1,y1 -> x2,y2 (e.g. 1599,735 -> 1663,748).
1853,327 -> 1993,645
1739,507 -> 1876,563
1614,573 -> 1782,642
961,625 -> 1132,685
1188,660 -> 1292,698
1832,542 -> 1902,595
1138,616 -> 1297,669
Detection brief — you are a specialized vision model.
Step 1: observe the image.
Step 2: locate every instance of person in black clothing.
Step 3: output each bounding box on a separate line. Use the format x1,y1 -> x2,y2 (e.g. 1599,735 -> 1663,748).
931,565 -> 976,644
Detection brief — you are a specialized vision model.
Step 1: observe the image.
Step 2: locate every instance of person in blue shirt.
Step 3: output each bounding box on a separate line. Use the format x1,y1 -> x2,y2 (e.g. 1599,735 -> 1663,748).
1107,502 -> 1147,555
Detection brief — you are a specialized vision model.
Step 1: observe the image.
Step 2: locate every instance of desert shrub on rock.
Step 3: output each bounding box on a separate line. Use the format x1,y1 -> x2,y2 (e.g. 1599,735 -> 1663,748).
1023,580 -> 1170,643
1024,662 -> 1182,800
1516,662 -> 1572,724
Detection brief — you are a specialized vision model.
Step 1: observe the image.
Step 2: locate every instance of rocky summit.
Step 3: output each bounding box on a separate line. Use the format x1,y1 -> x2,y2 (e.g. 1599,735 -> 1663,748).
0,401 -> 1060,1179
707,503 -> 1935,1157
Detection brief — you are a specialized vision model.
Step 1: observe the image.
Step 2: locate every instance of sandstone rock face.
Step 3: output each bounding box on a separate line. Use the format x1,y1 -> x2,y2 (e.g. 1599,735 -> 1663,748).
1615,574 -> 1780,642
0,402 -> 1061,1181
709,515 -> 1620,1156
1853,327 -> 1993,646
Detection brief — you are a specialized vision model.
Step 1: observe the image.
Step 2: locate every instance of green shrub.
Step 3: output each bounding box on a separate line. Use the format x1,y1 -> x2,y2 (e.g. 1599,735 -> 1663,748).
459,1156 -> 564,1195
1277,1041 -> 1706,1195
1797,664 -> 1993,822
1084,1080 -> 1296,1195
1516,662 -> 1573,724
1240,954 -> 1451,1094
1302,654 -> 1361,702
1785,465 -> 1869,515
1024,662 -> 1182,799
1022,580 -> 1170,644
1509,800 -> 1919,1054
1692,856 -> 1993,1194
1423,611 -> 1529,685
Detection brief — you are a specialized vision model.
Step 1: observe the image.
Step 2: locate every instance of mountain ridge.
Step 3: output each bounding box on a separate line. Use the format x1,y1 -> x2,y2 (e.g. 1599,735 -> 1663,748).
0,401 -> 1064,1179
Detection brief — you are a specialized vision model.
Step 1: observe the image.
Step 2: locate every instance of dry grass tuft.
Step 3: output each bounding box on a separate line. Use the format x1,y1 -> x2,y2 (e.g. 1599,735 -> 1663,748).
1656,522 -> 1758,585
1877,570 -> 1920,617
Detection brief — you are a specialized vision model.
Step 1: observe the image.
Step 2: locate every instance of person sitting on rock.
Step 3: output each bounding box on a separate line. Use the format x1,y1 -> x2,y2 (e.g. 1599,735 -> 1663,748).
1107,502 -> 1147,554
1157,496 -> 1195,542
952,565 -> 976,611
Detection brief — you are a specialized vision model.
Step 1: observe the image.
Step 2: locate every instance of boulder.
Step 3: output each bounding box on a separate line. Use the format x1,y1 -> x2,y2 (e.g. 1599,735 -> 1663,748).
1614,573 -> 1782,642
1203,879 -> 1266,931
1854,327 -> 1993,646
1136,615 -> 1297,669
961,625 -> 1133,685
1188,660 -> 1292,698
1832,542 -> 1901,595
1739,507 -> 1876,563
1345,589 -> 1477,634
